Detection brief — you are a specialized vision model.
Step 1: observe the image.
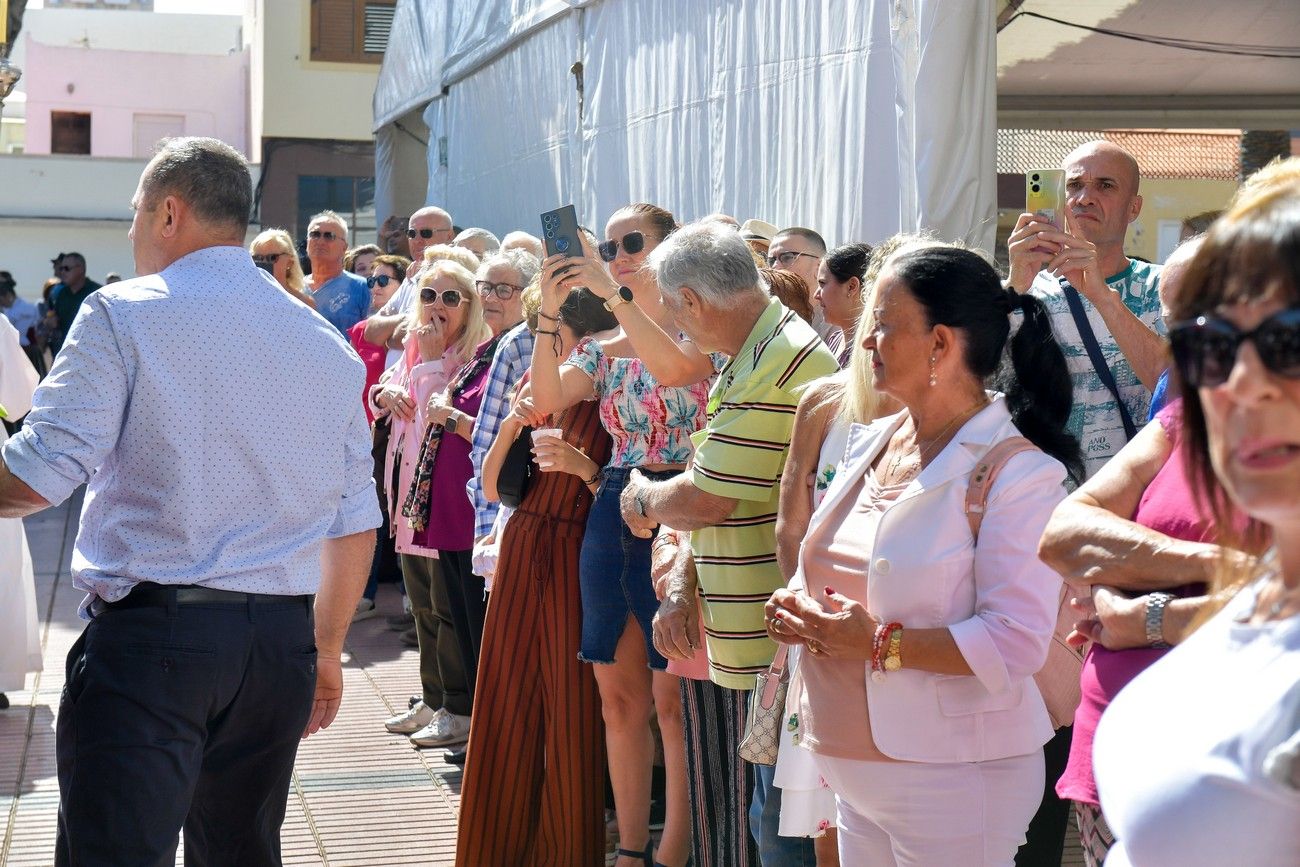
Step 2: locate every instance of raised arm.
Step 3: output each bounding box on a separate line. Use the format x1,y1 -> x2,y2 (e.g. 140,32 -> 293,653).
531,258 -> 598,415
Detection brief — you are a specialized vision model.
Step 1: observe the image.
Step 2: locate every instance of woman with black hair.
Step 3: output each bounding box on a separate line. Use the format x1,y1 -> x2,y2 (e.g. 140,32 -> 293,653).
765,243 -> 1082,865
816,242 -> 873,367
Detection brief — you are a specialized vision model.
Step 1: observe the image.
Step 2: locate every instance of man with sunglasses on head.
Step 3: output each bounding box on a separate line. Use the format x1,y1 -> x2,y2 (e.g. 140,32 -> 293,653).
49,252 -> 101,356
304,211 -> 370,335
363,205 -> 456,366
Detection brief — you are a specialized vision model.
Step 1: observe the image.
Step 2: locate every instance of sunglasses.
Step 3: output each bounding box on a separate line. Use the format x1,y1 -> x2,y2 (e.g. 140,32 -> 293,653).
1170,307 -> 1300,388
251,253 -> 285,266
476,280 -> 523,300
367,274 -> 396,289
767,250 -> 819,268
420,287 -> 465,307
407,227 -> 450,239
57,264 -> 80,273
598,231 -> 645,263
308,230 -> 340,241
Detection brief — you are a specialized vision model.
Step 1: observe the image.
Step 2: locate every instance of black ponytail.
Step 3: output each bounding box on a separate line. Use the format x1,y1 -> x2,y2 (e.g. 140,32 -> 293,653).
995,291 -> 1084,483
891,246 -> 1083,482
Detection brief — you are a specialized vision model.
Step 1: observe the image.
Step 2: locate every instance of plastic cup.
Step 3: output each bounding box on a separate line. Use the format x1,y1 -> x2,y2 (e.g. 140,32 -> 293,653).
531,428 -> 563,468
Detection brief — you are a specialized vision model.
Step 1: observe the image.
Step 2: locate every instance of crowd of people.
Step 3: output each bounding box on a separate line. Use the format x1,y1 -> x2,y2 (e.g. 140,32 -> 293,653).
0,134 -> 1297,867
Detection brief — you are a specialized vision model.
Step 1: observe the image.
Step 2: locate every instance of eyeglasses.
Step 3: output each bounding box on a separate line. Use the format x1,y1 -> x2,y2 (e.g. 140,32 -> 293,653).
57,265 -> 76,273
767,251 -> 819,268
475,280 -> 523,300
420,287 -> 465,307
1170,308 -> 1300,388
598,231 -> 645,263
408,227 -> 451,239
367,274 -> 396,289
308,230 -> 341,241
251,253 -> 285,266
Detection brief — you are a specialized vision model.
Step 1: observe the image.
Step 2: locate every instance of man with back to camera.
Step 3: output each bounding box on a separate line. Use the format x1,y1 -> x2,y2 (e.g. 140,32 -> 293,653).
0,137 -> 380,867
304,210 -> 371,334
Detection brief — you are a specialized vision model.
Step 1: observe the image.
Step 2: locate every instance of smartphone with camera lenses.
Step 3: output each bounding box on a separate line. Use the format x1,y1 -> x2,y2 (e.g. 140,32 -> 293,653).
540,205 -> 581,258
1026,169 -> 1066,229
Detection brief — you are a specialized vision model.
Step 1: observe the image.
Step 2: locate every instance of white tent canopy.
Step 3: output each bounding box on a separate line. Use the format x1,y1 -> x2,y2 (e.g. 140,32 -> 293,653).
375,0 -> 997,252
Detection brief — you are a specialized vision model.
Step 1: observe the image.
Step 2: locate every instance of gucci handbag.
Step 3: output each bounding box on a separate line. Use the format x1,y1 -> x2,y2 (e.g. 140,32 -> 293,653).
737,643 -> 790,766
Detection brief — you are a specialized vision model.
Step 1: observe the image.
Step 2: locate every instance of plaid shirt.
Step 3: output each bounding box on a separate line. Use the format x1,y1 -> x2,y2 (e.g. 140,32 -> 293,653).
467,322 -> 535,540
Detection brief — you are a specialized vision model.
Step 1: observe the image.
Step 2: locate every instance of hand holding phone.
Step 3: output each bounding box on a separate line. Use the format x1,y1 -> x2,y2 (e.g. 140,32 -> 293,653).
540,205 -> 581,258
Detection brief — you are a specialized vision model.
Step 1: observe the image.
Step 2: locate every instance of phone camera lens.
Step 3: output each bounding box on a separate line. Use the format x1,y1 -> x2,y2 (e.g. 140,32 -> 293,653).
1031,173 -> 1040,181
556,237 -> 571,253
1030,184 -> 1040,193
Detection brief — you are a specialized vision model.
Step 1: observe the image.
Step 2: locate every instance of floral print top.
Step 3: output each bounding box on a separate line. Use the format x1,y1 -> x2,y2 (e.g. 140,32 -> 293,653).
565,338 -> 720,468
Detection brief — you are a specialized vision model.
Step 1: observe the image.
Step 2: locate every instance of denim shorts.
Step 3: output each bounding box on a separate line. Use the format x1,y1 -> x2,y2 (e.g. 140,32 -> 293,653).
578,466 -> 679,671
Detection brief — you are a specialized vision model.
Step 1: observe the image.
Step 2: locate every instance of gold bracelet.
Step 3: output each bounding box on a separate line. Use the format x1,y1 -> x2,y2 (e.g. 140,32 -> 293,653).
884,627 -> 903,672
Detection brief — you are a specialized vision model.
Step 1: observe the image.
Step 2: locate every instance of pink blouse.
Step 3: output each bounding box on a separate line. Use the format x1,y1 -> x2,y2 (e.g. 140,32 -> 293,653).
370,338 -> 462,558
791,467 -> 906,761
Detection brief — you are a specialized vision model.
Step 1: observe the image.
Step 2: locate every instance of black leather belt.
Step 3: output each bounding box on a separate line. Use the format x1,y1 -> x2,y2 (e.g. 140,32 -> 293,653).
103,582 -> 313,610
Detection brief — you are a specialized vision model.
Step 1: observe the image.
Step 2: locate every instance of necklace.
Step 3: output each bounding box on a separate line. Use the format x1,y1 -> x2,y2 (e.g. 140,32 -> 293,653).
881,400 -> 990,485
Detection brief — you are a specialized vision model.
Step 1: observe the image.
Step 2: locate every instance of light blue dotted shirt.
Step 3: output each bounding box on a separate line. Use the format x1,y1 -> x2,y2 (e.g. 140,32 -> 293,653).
2,245 -> 381,617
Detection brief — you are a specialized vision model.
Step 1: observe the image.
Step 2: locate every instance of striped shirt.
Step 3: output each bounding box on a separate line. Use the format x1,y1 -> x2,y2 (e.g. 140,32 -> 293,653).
689,297 -> 838,690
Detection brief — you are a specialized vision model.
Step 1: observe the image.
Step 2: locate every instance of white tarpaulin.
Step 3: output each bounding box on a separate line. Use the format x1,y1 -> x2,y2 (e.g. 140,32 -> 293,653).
380,0 -> 997,252
372,0 -> 447,132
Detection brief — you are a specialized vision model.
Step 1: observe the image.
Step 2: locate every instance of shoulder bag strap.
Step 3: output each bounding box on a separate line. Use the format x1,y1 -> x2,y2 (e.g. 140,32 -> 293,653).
1060,278 -> 1138,441
965,436 -> 1037,540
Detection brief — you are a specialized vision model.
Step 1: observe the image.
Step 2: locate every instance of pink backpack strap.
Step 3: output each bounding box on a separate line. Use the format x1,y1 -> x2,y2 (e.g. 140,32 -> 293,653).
965,436 -> 1037,541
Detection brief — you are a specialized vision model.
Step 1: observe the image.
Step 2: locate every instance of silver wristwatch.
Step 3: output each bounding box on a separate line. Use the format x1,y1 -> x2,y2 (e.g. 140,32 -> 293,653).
1144,592 -> 1175,648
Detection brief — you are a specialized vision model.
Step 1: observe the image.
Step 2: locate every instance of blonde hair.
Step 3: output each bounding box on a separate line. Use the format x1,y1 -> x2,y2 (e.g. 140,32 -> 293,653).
521,273 -> 543,332
412,261 -> 491,363
422,243 -> 481,273
249,228 -> 305,293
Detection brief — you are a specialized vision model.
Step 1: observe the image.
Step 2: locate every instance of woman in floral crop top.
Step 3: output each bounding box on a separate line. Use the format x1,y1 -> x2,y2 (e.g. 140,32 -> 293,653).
530,204 -> 720,867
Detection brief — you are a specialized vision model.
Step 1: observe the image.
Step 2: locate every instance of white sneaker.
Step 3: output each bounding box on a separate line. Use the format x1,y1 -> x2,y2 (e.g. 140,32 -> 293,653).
384,700 -> 435,734
408,709 -> 471,748
351,598 -> 379,623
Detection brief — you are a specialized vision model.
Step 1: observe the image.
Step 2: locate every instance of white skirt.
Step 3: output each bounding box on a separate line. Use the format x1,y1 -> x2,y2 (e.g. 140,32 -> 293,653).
774,646 -> 836,838
0,517 -> 43,692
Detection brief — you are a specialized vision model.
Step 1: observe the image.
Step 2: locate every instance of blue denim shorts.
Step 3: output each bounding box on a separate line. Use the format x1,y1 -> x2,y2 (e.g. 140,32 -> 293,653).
578,466 -> 678,671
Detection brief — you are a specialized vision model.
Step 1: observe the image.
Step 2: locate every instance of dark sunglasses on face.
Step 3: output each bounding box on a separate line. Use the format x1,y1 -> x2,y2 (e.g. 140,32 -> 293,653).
475,280 -> 523,300
58,264 -> 79,273
407,227 -> 449,239
367,274 -> 395,288
1170,307 -> 1300,388
598,231 -> 646,263
767,250 -> 819,268
420,287 -> 464,307
251,253 -> 285,266
308,230 -> 340,241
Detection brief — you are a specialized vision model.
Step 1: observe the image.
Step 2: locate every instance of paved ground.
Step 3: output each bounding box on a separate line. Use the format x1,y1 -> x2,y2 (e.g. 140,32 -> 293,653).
0,491 -> 462,866
1,492 -> 1084,866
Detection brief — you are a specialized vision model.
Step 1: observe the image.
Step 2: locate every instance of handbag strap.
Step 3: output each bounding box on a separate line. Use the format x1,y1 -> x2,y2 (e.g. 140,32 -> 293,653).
1060,278 -> 1138,441
965,436 -> 1036,541
757,643 -> 790,710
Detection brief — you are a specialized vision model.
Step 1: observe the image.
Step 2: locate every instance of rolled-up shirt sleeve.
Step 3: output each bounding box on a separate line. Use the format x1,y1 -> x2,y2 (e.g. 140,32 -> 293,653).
947,453 -> 1067,695
328,392 -> 383,538
2,295 -> 130,505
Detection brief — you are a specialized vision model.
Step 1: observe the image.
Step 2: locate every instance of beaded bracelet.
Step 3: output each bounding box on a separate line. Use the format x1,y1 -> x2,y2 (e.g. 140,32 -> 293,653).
871,621 -> 903,682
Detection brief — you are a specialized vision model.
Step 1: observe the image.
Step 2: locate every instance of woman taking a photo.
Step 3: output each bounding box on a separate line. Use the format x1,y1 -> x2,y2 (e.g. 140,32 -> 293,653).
767,243 -> 1082,865
531,203 -> 717,867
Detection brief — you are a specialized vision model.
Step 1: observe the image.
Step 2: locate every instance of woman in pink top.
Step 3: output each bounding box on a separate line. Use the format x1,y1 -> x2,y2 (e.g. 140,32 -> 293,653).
368,261 -> 490,744
348,254 -> 409,425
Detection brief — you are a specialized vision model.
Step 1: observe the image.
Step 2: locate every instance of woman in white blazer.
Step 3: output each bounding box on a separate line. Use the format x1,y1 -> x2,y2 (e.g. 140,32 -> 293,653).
766,244 -> 1083,866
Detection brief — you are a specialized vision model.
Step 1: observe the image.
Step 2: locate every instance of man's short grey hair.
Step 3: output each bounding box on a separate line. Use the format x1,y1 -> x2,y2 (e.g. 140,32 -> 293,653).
648,220 -> 763,306
141,137 -> 251,232
454,227 -> 501,254
309,210 -> 349,240
479,248 -> 540,288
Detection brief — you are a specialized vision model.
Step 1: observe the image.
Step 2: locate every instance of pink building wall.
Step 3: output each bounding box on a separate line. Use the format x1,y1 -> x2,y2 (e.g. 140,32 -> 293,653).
22,38 -> 249,158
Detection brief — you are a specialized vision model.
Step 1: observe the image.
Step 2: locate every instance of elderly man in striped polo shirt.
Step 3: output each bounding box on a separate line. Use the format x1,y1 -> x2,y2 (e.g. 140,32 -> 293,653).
621,221 -> 837,866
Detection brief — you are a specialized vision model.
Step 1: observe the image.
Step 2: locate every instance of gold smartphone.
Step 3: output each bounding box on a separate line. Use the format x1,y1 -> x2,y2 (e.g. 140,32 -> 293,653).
1026,169 -> 1066,229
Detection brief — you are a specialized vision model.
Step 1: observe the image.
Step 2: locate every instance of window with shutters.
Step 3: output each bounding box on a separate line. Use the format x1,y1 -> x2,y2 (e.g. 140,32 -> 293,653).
310,0 -> 395,65
51,112 -> 92,155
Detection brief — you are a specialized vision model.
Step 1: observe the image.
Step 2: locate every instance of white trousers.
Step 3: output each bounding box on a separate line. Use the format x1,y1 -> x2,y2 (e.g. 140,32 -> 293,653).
813,749 -> 1043,867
